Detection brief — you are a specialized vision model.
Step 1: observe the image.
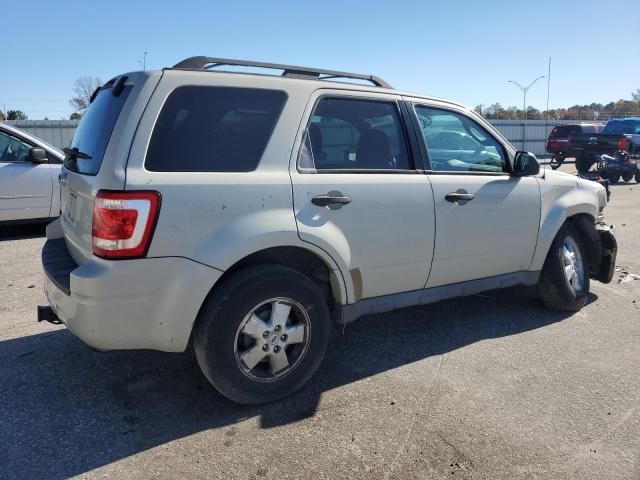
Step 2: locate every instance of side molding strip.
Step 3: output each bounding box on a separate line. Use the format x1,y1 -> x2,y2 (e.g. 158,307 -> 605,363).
333,271 -> 541,324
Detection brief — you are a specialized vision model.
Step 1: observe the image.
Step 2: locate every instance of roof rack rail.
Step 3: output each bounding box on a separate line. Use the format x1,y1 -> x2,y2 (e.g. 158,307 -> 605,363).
172,56 -> 393,89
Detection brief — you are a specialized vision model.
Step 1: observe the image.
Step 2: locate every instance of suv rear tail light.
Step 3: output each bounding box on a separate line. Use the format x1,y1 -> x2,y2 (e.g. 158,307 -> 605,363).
92,190 -> 161,259
617,137 -> 630,151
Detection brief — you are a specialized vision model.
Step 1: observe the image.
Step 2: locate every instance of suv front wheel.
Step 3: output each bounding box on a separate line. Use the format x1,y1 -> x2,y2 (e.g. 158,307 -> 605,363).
538,224 -> 590,311
194,264 -> 331,404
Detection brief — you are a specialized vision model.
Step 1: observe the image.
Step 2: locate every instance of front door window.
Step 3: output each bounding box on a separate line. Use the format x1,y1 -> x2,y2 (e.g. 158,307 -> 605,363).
414,106 -> 507,173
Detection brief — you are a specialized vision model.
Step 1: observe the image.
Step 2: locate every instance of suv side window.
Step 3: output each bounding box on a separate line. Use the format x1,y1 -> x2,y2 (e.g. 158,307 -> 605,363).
299,97 -> 412,171
0,131 -> 31,163
146,86 -> 287,172
415,106 -> 507,173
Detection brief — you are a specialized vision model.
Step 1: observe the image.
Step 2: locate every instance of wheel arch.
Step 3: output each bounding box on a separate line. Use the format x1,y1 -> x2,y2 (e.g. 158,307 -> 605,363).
187,245 -> 349,349
220,245 -> 347,305
198,242 -> 349,315
530,197 -> 599,272
565,213 -> 603,277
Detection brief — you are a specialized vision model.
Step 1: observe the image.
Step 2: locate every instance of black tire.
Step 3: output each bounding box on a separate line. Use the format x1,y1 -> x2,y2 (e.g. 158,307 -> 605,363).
538,224 -> 590,311
194,264 -> 331,405
621,171 -> 634,183
606,172 -> 621,184
636,171 -> 640,183
550,156 -> 563,170
575,155 -> 592,173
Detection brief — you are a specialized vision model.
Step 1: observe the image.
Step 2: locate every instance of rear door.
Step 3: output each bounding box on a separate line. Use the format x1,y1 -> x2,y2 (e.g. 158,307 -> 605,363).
290,90 -> 435,301
0,129 -> 53,221
406,101 -> 540,287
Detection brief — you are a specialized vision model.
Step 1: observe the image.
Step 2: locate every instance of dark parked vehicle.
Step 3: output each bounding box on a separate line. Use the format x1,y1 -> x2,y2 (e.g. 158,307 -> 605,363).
568,118 -> 640,172
546,123 -> 603,170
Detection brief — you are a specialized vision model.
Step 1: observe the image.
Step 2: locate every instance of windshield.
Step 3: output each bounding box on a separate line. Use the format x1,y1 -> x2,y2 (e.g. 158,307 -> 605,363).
64,84 -> 132,175
603,120 -> 640,135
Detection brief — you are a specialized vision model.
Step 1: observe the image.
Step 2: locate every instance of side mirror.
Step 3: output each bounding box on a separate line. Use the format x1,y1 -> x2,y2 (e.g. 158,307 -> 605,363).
29,147 -> 48,163
513,151 -> 540,176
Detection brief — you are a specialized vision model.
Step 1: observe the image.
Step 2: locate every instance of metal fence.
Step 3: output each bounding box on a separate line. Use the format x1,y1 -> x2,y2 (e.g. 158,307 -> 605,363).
489,119 -> 592,157
5,118 -> 597,158
6,120 -> 78,150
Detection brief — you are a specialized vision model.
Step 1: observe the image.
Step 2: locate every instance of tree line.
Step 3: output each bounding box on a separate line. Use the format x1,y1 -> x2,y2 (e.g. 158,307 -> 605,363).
476,89 -> 640,121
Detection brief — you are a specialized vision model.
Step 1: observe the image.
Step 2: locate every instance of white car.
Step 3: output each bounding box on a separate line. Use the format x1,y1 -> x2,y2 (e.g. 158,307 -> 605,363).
40,57 -> 617,404
0,122 -> 63,223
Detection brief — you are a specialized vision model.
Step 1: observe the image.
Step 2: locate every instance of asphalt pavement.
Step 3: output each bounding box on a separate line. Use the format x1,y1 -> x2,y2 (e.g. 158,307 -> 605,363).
0,166 -> 638,480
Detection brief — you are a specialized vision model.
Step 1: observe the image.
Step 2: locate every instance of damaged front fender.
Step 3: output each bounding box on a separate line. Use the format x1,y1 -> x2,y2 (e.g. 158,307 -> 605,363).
594,223 -> 617,284
573,215 -> 617,284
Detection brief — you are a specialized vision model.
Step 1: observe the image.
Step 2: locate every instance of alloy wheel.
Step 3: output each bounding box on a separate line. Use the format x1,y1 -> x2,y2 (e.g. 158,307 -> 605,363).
233,297 -> 311,381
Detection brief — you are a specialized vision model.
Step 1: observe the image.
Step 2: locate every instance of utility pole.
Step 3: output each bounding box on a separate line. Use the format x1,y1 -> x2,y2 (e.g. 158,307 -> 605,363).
508,75 -> 545,120
545,57 -> 551,120
143,51 -> 148,71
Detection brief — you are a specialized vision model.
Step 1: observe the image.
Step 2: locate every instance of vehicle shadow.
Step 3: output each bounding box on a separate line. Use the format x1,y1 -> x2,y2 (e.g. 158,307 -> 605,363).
0,289 -> 585,479
0,223 -> 48,241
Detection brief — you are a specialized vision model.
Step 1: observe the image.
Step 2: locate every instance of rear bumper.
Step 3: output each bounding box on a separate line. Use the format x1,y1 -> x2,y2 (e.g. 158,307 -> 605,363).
42,235 -> 222,352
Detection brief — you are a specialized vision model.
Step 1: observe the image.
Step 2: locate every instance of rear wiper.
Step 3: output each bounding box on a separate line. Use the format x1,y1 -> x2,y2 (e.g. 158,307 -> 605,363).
63,147 -> 92,160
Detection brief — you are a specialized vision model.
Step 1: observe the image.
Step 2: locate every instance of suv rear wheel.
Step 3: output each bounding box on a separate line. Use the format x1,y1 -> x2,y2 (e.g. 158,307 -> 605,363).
538,224 -> 590,311
194,264 -> 331,404
575,154 -> 592,173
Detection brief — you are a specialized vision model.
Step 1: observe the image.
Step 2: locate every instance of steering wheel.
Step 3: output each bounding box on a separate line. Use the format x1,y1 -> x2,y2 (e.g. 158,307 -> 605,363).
14,144 -> 30,162
1,144 -> 13,162
468,146 -> 488,162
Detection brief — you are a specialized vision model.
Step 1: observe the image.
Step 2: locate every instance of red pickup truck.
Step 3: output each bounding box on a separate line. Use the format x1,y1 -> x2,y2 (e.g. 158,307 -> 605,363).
546,123 -> 603,169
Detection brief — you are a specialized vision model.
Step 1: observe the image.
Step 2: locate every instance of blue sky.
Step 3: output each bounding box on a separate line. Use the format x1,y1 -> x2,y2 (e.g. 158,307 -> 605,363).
2,0 -> 638,119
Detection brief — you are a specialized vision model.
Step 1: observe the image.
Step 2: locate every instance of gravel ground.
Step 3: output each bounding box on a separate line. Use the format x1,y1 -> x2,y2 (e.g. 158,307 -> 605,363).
0,167 -> 638,480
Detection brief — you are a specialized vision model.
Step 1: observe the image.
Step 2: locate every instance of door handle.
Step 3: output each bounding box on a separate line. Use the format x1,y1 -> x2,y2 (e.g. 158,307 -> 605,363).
312,191 -> 352,208
445,190 -> 474,204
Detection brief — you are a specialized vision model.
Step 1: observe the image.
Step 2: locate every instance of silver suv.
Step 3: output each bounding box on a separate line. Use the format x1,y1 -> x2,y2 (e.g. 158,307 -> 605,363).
40,57 -> 617,404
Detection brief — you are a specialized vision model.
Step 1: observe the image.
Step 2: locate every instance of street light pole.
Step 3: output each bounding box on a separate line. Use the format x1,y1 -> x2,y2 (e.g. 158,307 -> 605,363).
508,75 -> 545,121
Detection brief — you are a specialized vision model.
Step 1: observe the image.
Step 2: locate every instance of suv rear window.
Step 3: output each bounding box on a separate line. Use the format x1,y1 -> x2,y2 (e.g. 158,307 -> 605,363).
549,125 -> 581,138
65,84 -> 132,175
146,86 -> 287,172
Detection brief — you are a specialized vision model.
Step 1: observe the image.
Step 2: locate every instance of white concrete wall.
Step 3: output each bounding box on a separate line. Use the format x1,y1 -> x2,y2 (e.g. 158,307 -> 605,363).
5,120 -> 78,149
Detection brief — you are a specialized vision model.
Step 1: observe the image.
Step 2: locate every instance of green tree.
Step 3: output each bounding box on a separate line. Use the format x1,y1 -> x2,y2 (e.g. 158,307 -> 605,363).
6,110 -> 27,120
0,110 -> 5,121
632,89 -> 640,103
69,112 -> 82,120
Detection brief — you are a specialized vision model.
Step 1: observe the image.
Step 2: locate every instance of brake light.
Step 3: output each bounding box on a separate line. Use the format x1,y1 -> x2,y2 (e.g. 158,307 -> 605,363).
618,137 -> 629,151
92,190 -> 161,259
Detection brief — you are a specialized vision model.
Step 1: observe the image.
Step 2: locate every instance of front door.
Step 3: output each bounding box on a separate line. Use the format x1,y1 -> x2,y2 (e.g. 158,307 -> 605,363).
290,92 -> 435,301
0,130 -> 53,221
409,103 -> 540,287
